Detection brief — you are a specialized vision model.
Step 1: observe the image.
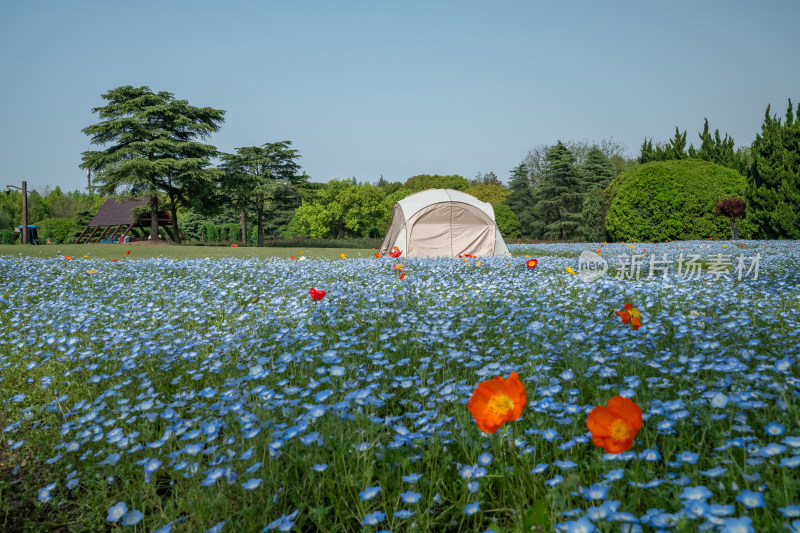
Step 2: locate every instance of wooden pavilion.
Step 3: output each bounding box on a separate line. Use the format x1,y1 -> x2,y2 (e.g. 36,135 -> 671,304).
74,198 -> 183,244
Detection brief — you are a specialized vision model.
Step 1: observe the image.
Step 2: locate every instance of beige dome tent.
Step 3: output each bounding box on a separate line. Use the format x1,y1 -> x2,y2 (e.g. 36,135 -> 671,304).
379,189 -> 510,258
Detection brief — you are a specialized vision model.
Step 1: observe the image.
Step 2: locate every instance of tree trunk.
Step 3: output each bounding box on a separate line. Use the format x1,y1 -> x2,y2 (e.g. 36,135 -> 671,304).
240,207 -> 247,244
169,196 -> 181,243
257,205 -> 264,247
338,220 -> 345,239
150,194 -> 159,241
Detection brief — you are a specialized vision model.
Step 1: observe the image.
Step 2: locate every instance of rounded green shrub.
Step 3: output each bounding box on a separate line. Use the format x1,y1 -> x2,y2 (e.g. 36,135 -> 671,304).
36,218 -> 77,244
605,160 -> 753,241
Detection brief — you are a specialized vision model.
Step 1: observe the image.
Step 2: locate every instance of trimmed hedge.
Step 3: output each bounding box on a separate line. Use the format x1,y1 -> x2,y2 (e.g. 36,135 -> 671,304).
605,159 -> 753,241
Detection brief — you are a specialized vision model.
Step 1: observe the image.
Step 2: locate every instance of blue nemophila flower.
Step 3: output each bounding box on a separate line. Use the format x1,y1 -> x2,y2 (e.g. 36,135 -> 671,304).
37,482 -> 57,503
143,458 -> 162,482
402,472 -> 422,483
121,510 -> 144,526
467,481 -> 479,494
311,464 -> 328,472
779,455 -> 800,468
545,475 -> 564,487
400,491 -> 421,503
584,484 -> 608,500
779,505 -> 800,517
735,489 -> 765,509
553,460 -> 577,470
602,469 -> 625,482
639,449 -> 661,461
263,509 -> 298,531
245,462 -> 262,474
393,510 -> 415,519
359,486 -> 380,501
710,393 -> 729,408
718,516 -> 754,533
463,502 -> 480,516
242,478 -> 262,490
680,485 -> 713,501
361,511 -> 385,526
477,452 -> 493,466
541,428 -> 559,441
66,477 -> 79,490
107,501 -> 128,522
531,463 -> 548,474
675,451 -> 699,464
765,422 -> 786,436
699,466 -> 727,478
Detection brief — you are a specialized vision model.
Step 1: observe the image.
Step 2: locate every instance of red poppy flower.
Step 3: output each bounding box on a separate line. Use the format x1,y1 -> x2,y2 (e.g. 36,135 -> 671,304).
399,271 -> 406,281
615,303 -> 642,330
586,395 -> 642,454
309,288 -> 326,301
126,250 -> 131,255
375,253 -> 382,258
467,371 -> 526,434
231,243 -> 238,248
390,248 -> 402,258
526,259 -> 538,269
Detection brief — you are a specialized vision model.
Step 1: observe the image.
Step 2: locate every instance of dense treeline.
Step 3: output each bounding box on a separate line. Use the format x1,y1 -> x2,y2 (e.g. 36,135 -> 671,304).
3,87 -> 798,245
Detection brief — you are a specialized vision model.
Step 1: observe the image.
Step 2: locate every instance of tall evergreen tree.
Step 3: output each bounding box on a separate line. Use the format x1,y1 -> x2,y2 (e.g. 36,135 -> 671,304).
579,148 -> 615,241
505,163 -> 535,237
533,142 -> 584,240
81,86 -> 224,242
219,141 -> 303,246
746,100 -> 800,238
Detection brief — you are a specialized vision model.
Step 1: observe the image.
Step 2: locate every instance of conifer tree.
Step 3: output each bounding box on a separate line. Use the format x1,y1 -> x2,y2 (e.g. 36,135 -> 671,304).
505,163 -> 536,237
533,142 -> 584,240
81,86 -> 224,241
746,100 -> 800,238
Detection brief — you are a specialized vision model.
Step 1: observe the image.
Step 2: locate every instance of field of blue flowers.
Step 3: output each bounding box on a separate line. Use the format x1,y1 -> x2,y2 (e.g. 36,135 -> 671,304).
1,240 -> 798,532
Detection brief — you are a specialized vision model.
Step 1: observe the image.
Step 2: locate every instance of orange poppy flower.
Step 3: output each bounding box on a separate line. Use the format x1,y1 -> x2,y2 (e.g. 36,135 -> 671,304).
309,287 -> 326,301
390,248 -> 402,258
231,243 -> 239,248
526,259 -> 538,269
467,371 -> 526,434
392,263 -> 404,270
399,271 -> 407,281
64,256 -> 72,260
615,303 -> 642,330
374,253 -> 382,258
586,395 -> 642,454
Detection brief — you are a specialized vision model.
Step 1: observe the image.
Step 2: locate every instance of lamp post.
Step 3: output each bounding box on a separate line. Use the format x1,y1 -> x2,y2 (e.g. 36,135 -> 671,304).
5,181 -> 28,244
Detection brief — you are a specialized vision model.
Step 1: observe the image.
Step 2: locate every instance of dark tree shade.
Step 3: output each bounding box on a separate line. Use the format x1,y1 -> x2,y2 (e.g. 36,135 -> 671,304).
714,197 -> 746,219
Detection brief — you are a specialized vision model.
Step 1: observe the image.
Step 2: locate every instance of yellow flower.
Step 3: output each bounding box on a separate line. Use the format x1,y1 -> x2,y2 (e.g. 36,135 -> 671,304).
566,266 -> 577,275
87,269 -> 98,275
340,253 -> 346,260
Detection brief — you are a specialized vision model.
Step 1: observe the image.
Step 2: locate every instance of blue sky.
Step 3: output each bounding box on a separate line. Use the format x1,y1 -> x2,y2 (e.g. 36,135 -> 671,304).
1,1 -> 798,193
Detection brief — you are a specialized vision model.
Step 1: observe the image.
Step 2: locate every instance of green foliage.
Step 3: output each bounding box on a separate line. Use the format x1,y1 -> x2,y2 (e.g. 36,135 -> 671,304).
178,211 -> 208,241
640,121 -> 749,175
532,142 -> 585,240
0,229 -> 16,244
404,174 -> 469,192
291,180 -> 389,238
505,163 -> 536,238
493,203 -> 521,239
606,160 -> 752,241
203,223 -> 219,242
81,85 -> 224,240
464,183 -> 508,206
580,186 -> 607,242
746,99 -> 800,239
36,218 -> 78,244
218,141 -> 305,246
